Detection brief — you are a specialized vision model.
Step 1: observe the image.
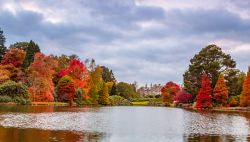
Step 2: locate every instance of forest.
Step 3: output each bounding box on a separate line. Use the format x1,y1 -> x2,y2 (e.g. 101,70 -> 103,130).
0,28 -> 249,108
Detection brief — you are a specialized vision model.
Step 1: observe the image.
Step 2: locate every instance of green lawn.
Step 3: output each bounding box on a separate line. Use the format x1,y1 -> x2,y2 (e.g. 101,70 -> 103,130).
131,101 -> 149,106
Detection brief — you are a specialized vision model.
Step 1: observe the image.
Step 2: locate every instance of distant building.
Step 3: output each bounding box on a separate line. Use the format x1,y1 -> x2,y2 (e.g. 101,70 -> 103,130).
137,83 -> 162,97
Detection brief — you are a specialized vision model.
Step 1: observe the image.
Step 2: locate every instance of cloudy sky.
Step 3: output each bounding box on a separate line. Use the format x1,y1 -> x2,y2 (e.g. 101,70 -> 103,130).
0,0 -> 250,86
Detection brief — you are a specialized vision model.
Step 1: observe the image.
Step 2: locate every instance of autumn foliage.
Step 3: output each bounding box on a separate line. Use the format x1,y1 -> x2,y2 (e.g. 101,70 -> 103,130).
195,74 -> 212,108
174,89 -> 192,104
28,53 -> 58,102
57,75 -> 76,102
1,48 -> 25,67
60,59 -> 89,99
213,74 -> 228,106
240,68 -> 250,107
161,81 -> 181,106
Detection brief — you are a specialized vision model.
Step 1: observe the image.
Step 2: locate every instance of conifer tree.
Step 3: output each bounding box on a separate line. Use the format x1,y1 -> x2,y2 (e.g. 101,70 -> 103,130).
213,74 -> 228,106
196,74 -> 212,108
240,68 -> 250,107
0,28 -> 6,61
23,40 -> 40,69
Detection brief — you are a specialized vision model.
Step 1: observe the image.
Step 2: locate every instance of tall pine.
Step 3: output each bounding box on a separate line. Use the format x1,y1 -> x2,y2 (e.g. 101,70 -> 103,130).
240,67 -> 250,107
196,74 -> 212,108
0,28 -> 6,61
213,74 -> 228,106
23,40 -> 40,69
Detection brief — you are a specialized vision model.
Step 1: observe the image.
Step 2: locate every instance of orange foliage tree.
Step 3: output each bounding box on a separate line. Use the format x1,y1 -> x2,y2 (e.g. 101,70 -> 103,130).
213,74 -> 228,106
28,53 -> 58,102
1,48 -> 25,67
59,59 -> 89,99
240,68 -> 250,107
161,81 -> 181,106
57,75 -> 75,104
196,74 -> 212,108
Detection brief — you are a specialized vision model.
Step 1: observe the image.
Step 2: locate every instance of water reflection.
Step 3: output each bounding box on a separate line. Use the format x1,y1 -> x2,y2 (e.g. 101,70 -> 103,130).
0,127 -> 103,142
0,105 -> 249,142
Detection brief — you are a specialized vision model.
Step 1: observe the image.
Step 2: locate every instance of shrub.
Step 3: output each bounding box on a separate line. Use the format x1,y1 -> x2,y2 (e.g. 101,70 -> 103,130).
109,95 -> 130,106
229,95 -> 240,107
0,96 -> 12,103
0,81 -> 29,99
174,90 -> 192,104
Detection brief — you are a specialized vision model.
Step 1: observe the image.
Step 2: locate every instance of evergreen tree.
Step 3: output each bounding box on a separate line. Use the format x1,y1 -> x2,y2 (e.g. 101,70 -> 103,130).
183,44 -> 236,98
0,28 -> 7,61
196,74 -> 212,108
240,68 -> 250,107
23,40 -> 40,69
213,74 -> 228,106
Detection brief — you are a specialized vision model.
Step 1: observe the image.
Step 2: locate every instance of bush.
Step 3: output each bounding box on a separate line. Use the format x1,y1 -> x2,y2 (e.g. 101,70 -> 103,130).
229,95 -> 240,107
0,96 -> 12,103
174,90 -> 193,104
109,95 -> 130,106
0,81 -> 29,99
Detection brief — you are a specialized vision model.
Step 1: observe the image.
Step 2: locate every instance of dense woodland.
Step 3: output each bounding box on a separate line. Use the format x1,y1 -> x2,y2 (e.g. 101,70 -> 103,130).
0,28 -> 138,105
0,28 -> 249,108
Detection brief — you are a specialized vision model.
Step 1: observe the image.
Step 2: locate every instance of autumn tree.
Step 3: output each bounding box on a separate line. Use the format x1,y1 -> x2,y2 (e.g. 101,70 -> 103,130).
88,66 -> 103,104
183,44 -> 236,98
98,82 -> 110,105
23,40 -> 40,69
195,74 -> 212,108
213,74 -> 228,106
240,68 -> 250,107
161,81 -> 181,106
1,48 -> 25,67
56,75 -> 76,105
0,28 -> 6,61
59,59 -> 89,100
0,64 -> 23,82
0,67 -> 10,84
28,53 -> 58,102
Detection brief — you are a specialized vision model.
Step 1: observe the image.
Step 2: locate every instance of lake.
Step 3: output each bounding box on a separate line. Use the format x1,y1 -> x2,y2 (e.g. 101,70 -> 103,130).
0,105 -> 249,142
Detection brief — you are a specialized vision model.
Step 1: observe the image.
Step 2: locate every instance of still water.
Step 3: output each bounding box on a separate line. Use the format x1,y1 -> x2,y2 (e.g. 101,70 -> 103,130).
0,105 -> 249,142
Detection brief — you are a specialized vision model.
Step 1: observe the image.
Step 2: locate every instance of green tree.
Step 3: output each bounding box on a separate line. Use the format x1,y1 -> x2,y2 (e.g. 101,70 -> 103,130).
98,82 -> 110,105
101,66 -> 117,95
117,82 -> 138,100
0,28 -> 6,61
9,42 -> 29,51
22,40 -> 40,69
183,44 -> 236,98
88,66 -> 103,104
224,69 -> 245,97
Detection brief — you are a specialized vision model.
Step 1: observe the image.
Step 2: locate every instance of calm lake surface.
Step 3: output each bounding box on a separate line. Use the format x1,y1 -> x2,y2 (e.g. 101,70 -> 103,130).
0,105 -> 249,142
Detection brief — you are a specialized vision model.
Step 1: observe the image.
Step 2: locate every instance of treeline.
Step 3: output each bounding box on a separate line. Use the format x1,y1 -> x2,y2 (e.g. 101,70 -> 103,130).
161,44 -> 250,108
0,28 -> 138,105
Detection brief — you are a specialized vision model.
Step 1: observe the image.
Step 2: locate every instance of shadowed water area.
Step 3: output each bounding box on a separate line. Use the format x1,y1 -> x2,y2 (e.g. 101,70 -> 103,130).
0,105 -> 249,142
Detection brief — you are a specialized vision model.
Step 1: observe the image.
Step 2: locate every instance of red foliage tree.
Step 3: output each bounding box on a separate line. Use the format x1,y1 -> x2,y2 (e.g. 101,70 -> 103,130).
213,74 -> 228,106
174,89 -> 193,104
161,81 -> 181,106
240,68 -> 250,107
28,53 -> 58,102
57,75 -> 76,104
1,48 -> 25,67
195,74 -> 212,108
59,59 -> 89,99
